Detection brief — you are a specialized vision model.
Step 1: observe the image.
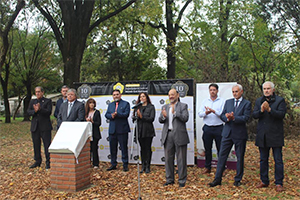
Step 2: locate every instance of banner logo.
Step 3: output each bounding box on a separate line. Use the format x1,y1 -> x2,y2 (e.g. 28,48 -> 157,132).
77,84 -> 92,99
171,81 -> 189,97
113,82 -> 125,93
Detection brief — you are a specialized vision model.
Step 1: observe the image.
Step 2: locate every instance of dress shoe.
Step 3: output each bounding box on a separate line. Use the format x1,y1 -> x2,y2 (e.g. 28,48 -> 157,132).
106,166 -> 117,171
123,166 -> 129,172
202,168 -> 211,174
179,183 -> 185,187
29,162 -> 41,168
276,185 -> 284,192
46,164 -> 50,170
145,168 -> 150,174
233,181 -> 241,187
208,180 -> 221,187
163,181 -> 174,186
256,182 -> 269,188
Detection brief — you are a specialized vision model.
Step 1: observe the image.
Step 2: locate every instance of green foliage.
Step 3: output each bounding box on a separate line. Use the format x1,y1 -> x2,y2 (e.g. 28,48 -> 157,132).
9,29 -> 61,95
81,0 -> 165,82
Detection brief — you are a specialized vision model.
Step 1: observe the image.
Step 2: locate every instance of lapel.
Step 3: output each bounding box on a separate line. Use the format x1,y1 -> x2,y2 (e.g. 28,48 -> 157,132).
165,104 -> 170,124
235,98 -> 244,114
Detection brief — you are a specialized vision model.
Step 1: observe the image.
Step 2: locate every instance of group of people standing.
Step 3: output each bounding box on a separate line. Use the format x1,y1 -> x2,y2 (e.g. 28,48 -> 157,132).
199,82 -> 286,192
27,81 -> 286,192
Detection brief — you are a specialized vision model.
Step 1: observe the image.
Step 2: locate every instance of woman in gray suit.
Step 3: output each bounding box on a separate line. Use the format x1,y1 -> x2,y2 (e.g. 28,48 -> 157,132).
133,92 -> 155,173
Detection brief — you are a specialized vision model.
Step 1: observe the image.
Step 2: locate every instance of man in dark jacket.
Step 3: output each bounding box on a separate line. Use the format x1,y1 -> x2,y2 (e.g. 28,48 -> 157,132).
54,85 -> 69,118
105,89 -> 131,172
253,81 -> 286,192
209,84 -> 251,188
27,86 -> 52,169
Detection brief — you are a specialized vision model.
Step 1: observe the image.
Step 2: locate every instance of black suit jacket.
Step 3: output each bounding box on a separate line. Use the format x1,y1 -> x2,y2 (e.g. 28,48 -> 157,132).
220,98 -> 251,140
253,95 -> 286,147
91,110 -> 102,140
57,99 -> 85,128
27,97 -> 53,132
136,103 -> 156,138
54,98 -> 66,118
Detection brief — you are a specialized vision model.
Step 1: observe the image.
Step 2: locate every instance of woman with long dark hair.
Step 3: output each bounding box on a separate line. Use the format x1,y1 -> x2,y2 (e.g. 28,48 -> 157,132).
133,92 -> 155,173
85,98 -> 101,168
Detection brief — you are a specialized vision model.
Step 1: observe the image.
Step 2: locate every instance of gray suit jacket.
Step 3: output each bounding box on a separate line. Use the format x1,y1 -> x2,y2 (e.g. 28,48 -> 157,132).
57,100 -> 85,129
159,101 -> 189,146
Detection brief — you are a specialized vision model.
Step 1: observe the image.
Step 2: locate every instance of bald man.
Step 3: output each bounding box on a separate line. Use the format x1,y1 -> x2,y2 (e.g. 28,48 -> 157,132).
159,89 -> 190,187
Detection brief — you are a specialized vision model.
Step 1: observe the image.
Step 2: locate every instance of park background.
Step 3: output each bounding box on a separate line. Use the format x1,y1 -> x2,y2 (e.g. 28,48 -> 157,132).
1,0 -> 300,199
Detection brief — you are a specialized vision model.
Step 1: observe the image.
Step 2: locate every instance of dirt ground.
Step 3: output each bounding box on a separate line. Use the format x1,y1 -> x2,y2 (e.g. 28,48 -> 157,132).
0,121 -> 299,199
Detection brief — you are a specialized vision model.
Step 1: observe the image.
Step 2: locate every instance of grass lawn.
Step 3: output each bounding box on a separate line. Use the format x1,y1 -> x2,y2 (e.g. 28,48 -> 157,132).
0,120 -> 299,199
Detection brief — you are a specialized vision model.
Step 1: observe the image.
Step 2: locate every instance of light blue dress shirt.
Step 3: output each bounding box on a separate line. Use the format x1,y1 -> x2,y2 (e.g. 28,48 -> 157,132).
198,97 -> 225,126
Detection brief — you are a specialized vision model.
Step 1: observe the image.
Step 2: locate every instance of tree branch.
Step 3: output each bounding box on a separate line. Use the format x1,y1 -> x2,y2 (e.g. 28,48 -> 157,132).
174,0 -> 192,34
88,0 -> 136,34
136,19 -> 167,35
32,0 -> 64,51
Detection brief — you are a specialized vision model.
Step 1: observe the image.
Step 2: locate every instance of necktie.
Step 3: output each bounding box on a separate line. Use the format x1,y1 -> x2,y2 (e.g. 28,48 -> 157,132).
68,103 -> 72,116
234,100 -> 239,112
115,102 -> 119,112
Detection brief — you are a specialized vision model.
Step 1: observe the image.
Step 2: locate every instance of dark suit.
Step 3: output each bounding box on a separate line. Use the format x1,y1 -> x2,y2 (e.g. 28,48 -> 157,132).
54,98 -> 67,118
57,100 -> 85,129
159,101 -> 189,185
105,99 -> 130,167
27,97 -> 53,166
90,110 -> 102,167
136,103 -> 156,171
253,94 -> 286,186
214,98 -> 251,183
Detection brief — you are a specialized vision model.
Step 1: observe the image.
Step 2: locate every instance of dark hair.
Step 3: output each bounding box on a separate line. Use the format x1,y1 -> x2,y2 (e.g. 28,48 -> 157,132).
112,89 -> 121,94
136,92 -> 152,104
209,83 -> 219,90
85,98 -> 96,118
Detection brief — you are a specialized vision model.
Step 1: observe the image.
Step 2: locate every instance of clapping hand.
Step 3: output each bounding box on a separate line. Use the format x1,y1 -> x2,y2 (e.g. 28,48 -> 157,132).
162,107 -> 167,118
261,101 -> 271,112
205,106 -> 215,115
225,112 -> 235,121
137,109 -> 142,119
33,103 -> 40,113
111,112 -> 117,119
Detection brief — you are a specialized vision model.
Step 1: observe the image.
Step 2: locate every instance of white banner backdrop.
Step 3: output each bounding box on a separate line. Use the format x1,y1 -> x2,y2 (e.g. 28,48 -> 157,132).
196,82 -> 237,169
89,94 -> 194,165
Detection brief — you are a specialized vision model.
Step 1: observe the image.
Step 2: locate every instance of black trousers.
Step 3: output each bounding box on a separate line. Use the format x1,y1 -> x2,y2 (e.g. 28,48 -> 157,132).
202,124 -> 223,169
138,137 -> 153,168
90,139 -> 100,167
31,129 -> 51,165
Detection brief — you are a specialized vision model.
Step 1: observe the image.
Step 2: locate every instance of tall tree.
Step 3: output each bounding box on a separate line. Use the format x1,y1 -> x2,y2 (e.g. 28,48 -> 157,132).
137,0 -> 192,79
32,0 -> 136,87
81,1 -> 164,82
0,0 -> 25,123
258,0 -> 300,48
10,29 -> 61,121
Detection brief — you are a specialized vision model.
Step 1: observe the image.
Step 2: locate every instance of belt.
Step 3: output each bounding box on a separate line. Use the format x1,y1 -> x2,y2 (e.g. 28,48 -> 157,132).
205,124 -> 223,127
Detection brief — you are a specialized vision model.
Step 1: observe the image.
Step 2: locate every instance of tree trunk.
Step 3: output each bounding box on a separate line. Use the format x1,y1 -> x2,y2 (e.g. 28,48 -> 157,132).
2,82 -> 11,123
13,96 -> 24,120
166,0 -> 176,79
166,37 -> 176,79
0,0 -> 25,123
23,84 -> 31,121
218,0 -> 233,81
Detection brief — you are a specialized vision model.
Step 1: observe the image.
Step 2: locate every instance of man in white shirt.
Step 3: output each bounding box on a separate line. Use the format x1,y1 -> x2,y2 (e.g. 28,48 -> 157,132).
198,83 -> 225,174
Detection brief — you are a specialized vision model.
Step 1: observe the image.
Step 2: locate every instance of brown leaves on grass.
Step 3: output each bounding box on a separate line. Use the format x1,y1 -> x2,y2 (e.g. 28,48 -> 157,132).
0,121 -> 300,199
